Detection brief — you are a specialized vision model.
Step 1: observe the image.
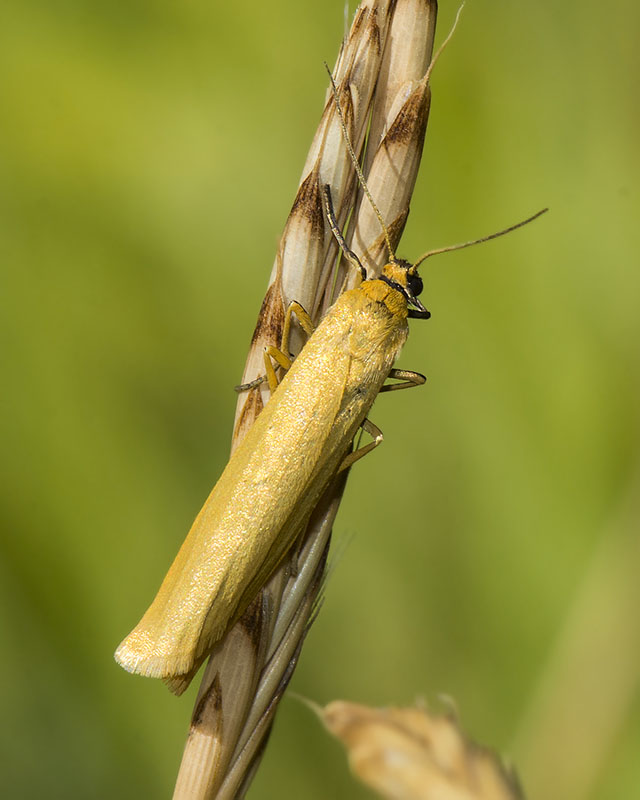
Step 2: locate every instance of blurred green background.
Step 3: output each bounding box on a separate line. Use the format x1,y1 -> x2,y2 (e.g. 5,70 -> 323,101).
2,1 -> 638,797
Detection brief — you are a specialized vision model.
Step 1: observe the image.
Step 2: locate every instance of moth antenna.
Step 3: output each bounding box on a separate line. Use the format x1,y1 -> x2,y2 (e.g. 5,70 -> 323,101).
323,63 -> 396,263
322,184 -> 367,281
412,208 -> 549,268
322,3 -> 466,268
423,3 -> 466,88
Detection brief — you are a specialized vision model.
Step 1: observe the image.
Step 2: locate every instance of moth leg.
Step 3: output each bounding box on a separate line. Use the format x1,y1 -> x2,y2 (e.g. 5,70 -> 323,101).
263,345 -> 292,393
379,368 -> 426,393
264,300 -> 316,392
235,300 -> 315,392
280,300 -> 315,356
336,372 -> 425,470
235,374 -> 267,391
338,418 -> 383,473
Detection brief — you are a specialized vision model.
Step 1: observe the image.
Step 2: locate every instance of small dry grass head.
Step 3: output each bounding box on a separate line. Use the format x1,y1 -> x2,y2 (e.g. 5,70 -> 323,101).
322,700 -> 524,800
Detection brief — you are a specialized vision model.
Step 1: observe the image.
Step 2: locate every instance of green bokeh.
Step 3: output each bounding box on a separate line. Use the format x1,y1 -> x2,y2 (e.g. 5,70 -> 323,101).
1,1 -> 638,798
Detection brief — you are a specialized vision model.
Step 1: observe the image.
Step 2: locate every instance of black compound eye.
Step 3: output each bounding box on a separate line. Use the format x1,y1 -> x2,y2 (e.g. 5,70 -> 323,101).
406,273 -> 423,298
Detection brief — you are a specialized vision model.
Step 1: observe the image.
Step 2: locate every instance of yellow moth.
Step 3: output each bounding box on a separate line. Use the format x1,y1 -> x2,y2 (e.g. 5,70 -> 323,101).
115,48 -> 545,695
114,180 -> 430,692
114,181 -> 543,694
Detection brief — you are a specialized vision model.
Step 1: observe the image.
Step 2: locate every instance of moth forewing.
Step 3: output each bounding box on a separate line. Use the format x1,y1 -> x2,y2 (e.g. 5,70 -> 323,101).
114,278 -> 412,691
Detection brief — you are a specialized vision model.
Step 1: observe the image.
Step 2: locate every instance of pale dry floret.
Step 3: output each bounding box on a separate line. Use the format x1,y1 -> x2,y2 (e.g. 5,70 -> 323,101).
322,700 -> 524,800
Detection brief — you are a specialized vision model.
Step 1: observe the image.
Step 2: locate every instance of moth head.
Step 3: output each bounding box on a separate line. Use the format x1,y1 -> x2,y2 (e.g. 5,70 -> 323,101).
380,259 -> 430,319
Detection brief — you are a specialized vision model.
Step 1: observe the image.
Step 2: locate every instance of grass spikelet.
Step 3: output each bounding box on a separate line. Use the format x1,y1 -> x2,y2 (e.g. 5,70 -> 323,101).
173,2 -> 438,796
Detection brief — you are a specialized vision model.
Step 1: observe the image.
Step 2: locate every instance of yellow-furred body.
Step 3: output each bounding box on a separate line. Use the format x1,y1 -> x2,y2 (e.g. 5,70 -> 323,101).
114,278 -> 410,692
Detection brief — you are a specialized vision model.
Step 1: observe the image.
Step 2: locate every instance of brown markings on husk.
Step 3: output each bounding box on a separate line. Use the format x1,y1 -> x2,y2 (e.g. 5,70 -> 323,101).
348,6 -> 367,43
250,279 -> 286,348
289,167 -> 325,243
236,280 -> 284,443
386,208 -> 411,258
366,6 -> 383,57
337,81 -> 356,143
238,592 -> 267,650
233,384 -> 264,442
360,208 -> 410,277
191,673 -> 223,731
384,82 -> 431,149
